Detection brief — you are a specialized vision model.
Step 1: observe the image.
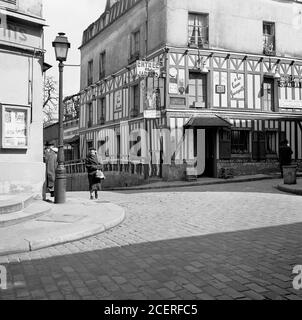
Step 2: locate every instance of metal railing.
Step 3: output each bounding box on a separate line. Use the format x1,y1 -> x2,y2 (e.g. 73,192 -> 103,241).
64,159 -> 159,178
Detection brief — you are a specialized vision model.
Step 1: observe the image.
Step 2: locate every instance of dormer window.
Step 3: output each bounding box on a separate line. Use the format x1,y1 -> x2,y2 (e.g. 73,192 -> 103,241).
263,22 -> 276,56
188,13 -> 209,48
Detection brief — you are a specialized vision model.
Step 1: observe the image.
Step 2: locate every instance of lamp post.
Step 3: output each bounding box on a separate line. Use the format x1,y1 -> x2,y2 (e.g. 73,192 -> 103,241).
52,32 -> 70,204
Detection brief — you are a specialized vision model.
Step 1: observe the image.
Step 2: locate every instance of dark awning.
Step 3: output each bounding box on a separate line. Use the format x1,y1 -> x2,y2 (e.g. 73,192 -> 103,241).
185,116 -> 232,128
64,136 -> 80,145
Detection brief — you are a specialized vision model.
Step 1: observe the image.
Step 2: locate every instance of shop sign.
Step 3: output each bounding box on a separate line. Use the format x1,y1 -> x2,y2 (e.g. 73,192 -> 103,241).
1,105 -> 29,149
115,90 -> 122,111
230,73 -> 244,99
278,76 -> 302,88
216,85 -> 226,94
144,110 -> 161,119
279,99 -> 302,109
136,61 -> 161,78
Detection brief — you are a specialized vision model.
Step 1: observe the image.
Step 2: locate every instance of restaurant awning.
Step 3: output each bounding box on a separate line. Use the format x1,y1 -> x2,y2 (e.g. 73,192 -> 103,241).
185,116 -> 232,128
64,136 -> 80,145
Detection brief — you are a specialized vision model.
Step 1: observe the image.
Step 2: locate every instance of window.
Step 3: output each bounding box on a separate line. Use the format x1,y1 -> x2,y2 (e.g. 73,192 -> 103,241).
263,77 -> 275,111
88,60 -> 93,86
87,103 -> 93,128
231,130 -> 250,154
131,30 -> 140,57
263,22 -> 275,55
188,13 -> 209,48
99,51 -> 106,80
130,85 -> 140,117
97,97 -> 106,124
189,72 -> 207,108
266,131 -> 277,154
87,141 -> 93,154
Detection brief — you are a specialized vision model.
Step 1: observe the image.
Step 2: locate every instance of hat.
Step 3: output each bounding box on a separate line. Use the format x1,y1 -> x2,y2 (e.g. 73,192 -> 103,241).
45,141 -> 54,147
89,147 -> 97,151
51,147 -> 58,153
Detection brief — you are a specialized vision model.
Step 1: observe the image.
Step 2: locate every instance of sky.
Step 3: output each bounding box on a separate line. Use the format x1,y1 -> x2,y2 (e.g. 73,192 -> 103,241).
43,0 -> 107,96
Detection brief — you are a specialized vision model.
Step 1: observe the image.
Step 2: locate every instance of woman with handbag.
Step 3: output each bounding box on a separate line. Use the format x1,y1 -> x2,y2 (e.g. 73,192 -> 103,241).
85,148 -> 104,200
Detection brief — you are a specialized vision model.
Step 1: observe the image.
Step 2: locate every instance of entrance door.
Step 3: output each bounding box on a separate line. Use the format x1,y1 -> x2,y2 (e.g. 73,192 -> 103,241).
204,129 -> 216,177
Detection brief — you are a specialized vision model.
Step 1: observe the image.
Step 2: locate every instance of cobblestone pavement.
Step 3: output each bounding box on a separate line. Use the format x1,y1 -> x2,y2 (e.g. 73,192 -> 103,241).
1,179 -> 302,300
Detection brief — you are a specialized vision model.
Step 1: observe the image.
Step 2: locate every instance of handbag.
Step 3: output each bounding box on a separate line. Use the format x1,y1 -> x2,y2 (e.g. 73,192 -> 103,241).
96,170 -> 105,180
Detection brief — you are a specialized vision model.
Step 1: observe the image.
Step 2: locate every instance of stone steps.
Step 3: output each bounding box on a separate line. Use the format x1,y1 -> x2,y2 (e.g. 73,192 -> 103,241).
0,194 -> 35,215
0,201 -> 51,228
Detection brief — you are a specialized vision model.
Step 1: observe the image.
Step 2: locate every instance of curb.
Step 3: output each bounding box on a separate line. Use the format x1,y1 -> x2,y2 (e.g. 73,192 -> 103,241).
276,184 -> 302,196
108,175 -> 281,192
0,203 -> 126,257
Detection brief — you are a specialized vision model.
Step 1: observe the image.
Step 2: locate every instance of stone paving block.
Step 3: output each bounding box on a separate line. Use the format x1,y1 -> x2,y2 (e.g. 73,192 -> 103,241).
246,283 -> 268,294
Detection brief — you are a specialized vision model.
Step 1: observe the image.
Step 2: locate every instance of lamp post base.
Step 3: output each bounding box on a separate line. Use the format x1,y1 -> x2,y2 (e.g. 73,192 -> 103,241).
55,165 -> 67,204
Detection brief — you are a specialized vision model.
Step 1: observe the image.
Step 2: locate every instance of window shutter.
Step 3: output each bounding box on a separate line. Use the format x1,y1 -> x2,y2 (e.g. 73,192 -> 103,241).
219,129 -> 231,160
252,132 -> 266,160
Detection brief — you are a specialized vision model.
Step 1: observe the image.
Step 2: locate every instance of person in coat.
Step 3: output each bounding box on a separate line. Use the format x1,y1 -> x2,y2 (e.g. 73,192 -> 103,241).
43,142 -> 58,201
85,148 -> 103,200
279,140 -> 293,178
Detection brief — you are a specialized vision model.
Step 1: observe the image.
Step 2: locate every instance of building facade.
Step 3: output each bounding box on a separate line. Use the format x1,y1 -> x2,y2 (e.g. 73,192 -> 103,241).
0,0 -> 46,193
67,0 -> 302,180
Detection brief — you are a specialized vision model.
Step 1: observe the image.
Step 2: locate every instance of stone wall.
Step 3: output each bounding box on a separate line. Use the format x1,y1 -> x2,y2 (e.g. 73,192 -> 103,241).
217,159 -> 280,177
162,164 -> 186,182
66,172 -> 146,191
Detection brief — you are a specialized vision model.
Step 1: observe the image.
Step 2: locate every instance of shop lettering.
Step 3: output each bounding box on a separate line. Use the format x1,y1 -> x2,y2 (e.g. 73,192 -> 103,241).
231,74 -> 244,99
278,76 -> 302,88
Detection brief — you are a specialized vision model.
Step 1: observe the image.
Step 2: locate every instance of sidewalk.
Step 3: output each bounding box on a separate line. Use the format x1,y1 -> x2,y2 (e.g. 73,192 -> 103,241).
0,197 -> 126,256
110,173 -> 288,191
277,178 -> 302,196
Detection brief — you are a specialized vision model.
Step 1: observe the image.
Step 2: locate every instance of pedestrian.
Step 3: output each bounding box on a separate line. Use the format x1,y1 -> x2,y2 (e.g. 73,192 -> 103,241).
43,142 -> 58,201
279,140 -> 293,178
85,147 -> 103,200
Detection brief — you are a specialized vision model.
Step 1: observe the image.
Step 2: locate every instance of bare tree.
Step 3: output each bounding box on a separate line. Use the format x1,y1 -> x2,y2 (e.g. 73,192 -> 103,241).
43,76 -> 58,126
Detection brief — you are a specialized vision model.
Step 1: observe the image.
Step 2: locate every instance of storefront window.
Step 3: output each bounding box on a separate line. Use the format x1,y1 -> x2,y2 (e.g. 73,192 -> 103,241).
266,131 -> 277,154
1,105 -> 29,149
189,72 -> 207,108
231,130 -> 250,154
263,77 -> 275,111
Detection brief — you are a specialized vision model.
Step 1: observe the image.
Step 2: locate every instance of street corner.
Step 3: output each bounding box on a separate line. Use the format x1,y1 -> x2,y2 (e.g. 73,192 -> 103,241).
0,198 -> 126,256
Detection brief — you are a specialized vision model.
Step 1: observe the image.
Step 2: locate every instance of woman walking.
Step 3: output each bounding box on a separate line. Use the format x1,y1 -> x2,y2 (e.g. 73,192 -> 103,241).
85,148 -> 103,200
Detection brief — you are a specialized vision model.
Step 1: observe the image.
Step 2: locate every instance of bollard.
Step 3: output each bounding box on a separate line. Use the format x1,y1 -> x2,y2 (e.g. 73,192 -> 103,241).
283,165 -> 297,185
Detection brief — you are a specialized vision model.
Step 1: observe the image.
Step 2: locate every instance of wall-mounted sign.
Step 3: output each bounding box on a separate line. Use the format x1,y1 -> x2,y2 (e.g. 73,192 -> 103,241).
1,105 -> 29,149
144,110 -> 161,119
115,90 -> 122,111
136,61 -> 161,78
279,99 -> 302,109
278,76 -> 302,88
216,85 -> 226,94
230,73 -> 245,99
169,83 -> 179,95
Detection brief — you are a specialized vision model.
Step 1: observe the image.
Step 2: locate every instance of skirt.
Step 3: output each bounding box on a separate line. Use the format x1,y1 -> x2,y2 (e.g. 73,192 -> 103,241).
88,173 -> 102,192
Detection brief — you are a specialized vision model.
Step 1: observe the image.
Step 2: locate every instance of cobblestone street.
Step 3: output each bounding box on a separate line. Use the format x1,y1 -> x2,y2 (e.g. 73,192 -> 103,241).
1,179 -> 302,300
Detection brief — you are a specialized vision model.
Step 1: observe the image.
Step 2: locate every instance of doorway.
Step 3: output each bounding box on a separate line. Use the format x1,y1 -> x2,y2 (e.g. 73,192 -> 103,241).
204,129 -> 217,177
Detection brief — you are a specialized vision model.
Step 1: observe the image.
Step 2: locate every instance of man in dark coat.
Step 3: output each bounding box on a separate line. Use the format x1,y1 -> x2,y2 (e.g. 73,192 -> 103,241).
279,140 -> 293,178
85,148 -> 103,200
43,142 -> 57,201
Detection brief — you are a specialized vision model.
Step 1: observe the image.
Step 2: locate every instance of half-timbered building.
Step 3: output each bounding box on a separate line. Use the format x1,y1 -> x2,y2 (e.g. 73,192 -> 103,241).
66,0 -> 302,180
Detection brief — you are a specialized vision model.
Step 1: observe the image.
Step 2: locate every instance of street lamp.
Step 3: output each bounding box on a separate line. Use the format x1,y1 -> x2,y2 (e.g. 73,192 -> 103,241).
52,32 -> 70,204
